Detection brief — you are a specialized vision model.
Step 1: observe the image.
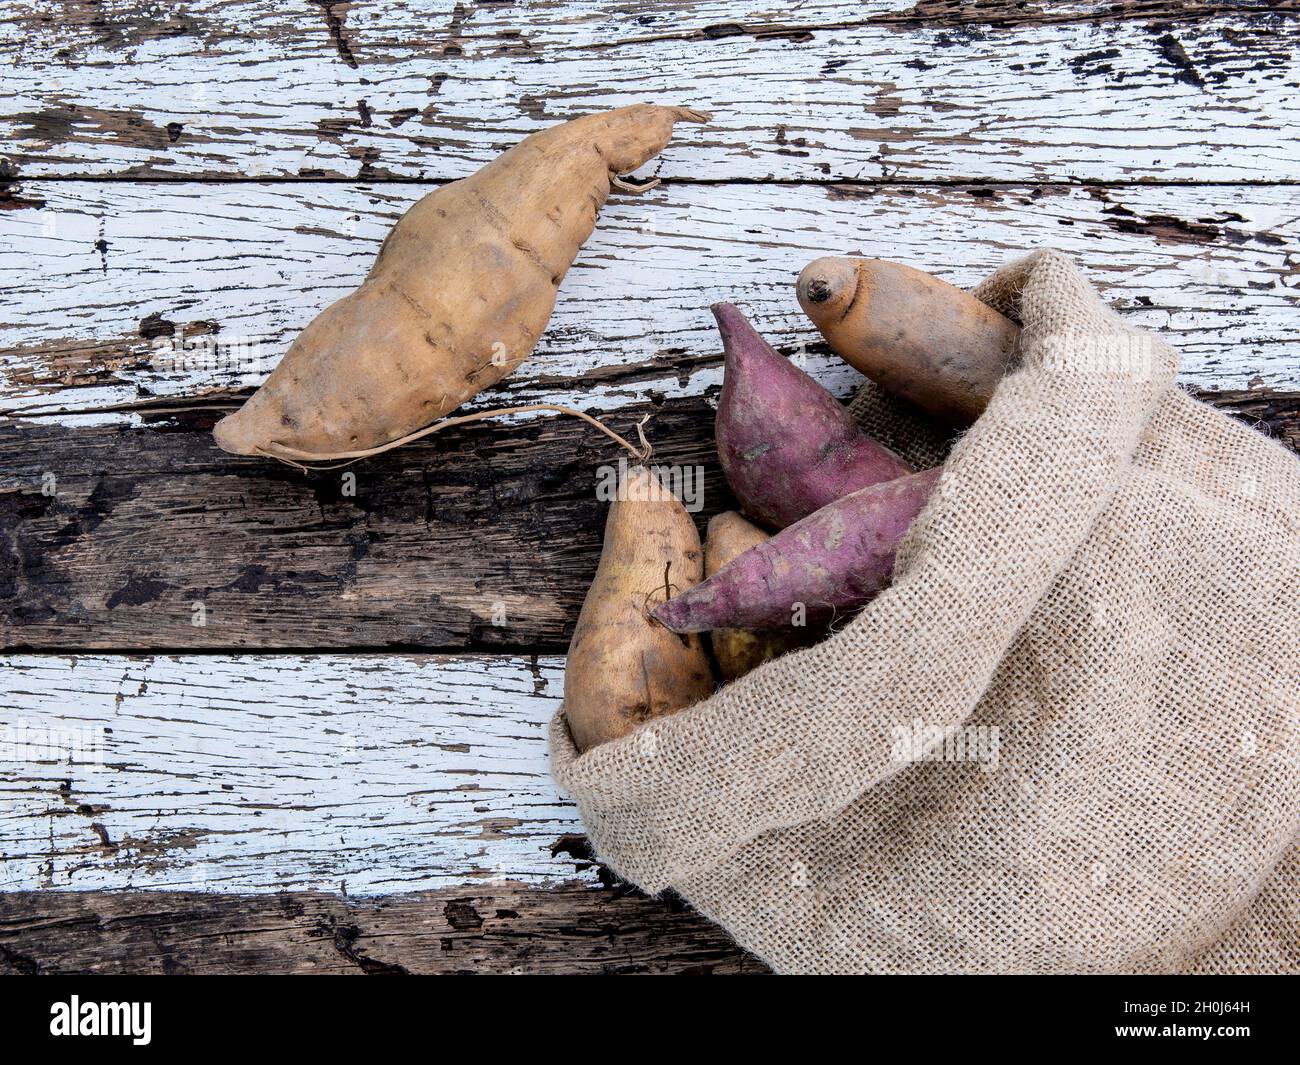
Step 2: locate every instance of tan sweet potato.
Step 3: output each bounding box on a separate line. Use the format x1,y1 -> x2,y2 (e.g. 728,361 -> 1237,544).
796,257 -> 1020,426
563,465 -> 713,753
704,512 -> 815,681
214,105 -> 708,461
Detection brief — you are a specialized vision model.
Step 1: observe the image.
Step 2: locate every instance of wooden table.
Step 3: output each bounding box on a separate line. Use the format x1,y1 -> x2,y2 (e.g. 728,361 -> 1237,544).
1,0 -> 1297,974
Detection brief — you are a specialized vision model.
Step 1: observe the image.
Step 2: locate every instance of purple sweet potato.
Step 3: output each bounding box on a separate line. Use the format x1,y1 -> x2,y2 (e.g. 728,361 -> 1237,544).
653,467 -> 941,632
712,302 -> 911,529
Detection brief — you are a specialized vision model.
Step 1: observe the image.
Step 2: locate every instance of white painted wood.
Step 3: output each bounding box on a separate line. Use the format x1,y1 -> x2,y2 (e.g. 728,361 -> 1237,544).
3,6 -> 1296,181
1,180 -> 1296,428
0,0 -> 1150,59
0,0 -> 906,56
0,654 -> 588,894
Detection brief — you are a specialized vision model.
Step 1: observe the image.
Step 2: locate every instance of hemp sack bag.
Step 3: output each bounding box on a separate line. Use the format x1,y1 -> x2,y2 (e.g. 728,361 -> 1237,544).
550,250 -> 1300,974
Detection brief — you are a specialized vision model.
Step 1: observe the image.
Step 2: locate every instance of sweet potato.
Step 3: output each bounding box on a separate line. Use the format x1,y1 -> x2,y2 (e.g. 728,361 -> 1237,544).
713,303 -> 911,529
796,258 -> 1020,426
214,105 -> 708,461
654,468 -> 941,633
703,512 -> 816,680
563,465 -> 713,752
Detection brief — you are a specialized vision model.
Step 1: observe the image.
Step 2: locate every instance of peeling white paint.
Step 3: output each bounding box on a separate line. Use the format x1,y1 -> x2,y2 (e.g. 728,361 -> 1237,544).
0,654 -> 588,894
2,9 -> 1297,182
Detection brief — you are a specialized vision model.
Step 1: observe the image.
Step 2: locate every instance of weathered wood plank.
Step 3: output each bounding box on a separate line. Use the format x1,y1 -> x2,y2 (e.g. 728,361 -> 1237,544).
1,390 -> 1296,651
0,654 -> 588,892
2,180 -> 1296,428
0,396 -> 726,650
3,6 -> 1297,181
3,0 -> 1279,63
0,883 -> 767,974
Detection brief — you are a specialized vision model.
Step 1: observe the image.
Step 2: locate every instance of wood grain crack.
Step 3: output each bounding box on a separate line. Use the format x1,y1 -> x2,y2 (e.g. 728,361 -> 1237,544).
310,0 -> 358,70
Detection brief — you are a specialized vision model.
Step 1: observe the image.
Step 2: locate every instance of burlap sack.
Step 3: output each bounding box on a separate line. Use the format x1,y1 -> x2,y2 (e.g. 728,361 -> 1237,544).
550,250 -> 1300,974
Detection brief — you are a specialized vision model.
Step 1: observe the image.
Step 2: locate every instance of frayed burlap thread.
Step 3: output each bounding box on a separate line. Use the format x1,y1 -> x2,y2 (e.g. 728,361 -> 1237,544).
550,250 -> 1300,974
